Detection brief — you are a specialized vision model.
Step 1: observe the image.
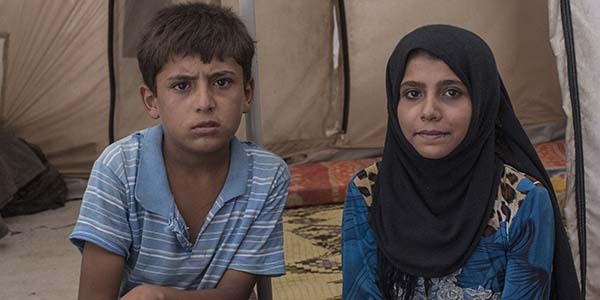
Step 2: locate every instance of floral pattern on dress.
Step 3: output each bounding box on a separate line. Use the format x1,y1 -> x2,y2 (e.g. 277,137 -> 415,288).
395,269 -> 501,300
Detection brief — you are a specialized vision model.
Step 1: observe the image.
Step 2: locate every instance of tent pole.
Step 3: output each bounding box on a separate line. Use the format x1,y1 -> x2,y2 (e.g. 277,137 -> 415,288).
239,0 -> 263,145
337,0 -> 350,134
559,0 -> 587,296
107,0 -> 117,144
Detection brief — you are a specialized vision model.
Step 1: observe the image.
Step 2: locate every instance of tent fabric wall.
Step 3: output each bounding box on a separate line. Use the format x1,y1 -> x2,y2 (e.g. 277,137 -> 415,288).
340,0 -> 565,149
0,1 -> 109,176
112,0 -> 163,140
252,0 -> 342,156
0,0 -> 568,176
113,0 -> 343,159
549,0 -> 600,298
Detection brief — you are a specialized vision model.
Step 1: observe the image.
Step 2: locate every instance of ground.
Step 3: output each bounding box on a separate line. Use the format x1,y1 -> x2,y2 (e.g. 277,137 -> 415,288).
0,201 -> 343,300
1,201 -> 80,300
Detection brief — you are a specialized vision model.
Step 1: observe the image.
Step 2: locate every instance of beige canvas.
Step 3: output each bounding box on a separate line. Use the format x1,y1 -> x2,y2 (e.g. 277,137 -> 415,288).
0,1 -> 109,176
550,0 -> 600,297
0,0 -> 567,174
113,0 -> 342,158
340,0 -> 564,149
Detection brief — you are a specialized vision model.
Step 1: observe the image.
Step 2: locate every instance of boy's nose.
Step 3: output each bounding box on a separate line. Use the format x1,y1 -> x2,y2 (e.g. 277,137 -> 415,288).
194,86 -> 216,112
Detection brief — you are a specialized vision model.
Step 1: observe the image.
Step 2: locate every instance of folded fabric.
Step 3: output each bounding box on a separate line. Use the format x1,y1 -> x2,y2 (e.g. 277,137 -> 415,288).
0,133 -> 66,216
0,134 -> 46,208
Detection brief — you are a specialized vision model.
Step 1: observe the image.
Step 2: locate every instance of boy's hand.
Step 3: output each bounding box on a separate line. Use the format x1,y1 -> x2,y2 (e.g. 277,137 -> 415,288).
120,285 -> 167,300
120,269 -> 257,300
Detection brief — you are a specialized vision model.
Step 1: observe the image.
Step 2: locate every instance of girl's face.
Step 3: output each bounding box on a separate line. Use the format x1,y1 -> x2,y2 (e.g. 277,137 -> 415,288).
396,54 -> 472,159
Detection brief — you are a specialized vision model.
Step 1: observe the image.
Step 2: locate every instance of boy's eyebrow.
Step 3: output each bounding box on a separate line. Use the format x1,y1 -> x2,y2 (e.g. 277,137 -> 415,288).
166,74 -> 198,81
166,70 -> 239,81
208,70 -> 239,78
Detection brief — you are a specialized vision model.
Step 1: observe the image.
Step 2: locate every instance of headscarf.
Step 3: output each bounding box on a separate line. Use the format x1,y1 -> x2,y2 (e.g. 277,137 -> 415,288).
369,24 -> 580,299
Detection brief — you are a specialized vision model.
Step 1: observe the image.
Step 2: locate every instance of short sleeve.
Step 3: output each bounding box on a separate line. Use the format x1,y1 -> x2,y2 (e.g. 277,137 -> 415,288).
228,162 -> 290,276
69,154 -> 132,258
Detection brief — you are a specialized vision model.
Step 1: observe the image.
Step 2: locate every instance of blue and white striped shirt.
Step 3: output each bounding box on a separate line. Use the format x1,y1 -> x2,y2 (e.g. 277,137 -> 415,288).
70,125 -> 289,295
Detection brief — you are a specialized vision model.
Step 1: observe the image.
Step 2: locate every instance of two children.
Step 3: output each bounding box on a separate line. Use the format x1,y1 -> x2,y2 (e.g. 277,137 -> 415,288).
71,3 -> 580,300
70,3 -> 289,299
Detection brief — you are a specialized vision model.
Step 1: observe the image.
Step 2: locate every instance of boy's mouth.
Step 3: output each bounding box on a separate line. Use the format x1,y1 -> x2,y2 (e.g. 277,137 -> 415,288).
191,121 -> 220,134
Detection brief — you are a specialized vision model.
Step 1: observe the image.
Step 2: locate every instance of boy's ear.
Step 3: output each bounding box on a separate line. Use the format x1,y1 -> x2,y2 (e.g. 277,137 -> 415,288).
242,78 -> 254,113
140,85 -> 160,119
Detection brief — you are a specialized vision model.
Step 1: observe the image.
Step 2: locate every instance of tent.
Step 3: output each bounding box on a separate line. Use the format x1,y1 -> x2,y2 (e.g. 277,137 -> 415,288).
548,0 -> 600,298
0,0 -> 597,297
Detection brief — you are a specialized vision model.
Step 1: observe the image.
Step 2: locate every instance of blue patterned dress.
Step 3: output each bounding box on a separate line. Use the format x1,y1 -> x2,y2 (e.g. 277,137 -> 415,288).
342,163 -> 554,300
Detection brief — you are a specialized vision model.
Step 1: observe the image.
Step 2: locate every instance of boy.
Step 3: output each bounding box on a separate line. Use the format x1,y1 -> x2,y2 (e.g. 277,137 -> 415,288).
69,3 -> 290,300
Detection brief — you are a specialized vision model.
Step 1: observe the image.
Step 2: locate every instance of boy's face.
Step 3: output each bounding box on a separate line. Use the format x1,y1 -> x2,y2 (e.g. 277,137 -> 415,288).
141,55 -> 252,156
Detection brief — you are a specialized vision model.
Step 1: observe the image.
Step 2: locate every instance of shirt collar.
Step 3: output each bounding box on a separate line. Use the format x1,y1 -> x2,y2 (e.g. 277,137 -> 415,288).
135,124 -> 249,217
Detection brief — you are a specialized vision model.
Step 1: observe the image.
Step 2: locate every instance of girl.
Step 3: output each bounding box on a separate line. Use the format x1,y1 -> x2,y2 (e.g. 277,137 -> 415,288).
341,24 -> 580,300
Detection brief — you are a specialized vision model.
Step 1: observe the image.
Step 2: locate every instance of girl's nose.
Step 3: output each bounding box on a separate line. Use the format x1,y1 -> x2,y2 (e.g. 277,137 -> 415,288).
420,97 -> 441,121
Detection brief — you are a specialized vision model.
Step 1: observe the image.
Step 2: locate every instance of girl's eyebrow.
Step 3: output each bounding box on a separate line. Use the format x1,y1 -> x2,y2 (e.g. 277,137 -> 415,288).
400,81 -> 424,89
438,79 -> 465,87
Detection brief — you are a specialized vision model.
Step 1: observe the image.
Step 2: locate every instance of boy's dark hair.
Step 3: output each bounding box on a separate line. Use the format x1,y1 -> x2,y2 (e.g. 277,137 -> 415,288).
137,2 -> 255,93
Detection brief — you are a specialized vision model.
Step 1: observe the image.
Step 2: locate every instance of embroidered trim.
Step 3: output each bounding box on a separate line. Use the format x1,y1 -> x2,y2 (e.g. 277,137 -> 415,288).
352,163 -> 535,238
490,165 -> 532,235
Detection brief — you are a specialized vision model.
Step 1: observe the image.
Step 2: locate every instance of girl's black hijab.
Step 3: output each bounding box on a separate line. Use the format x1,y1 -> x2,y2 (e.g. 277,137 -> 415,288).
369,24 -> 580,299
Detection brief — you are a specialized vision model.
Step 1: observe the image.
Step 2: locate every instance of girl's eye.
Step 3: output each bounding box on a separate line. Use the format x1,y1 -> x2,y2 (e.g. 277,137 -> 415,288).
402,89 -> 422,100
444,88 -> 462,98
214,78 -> 231,88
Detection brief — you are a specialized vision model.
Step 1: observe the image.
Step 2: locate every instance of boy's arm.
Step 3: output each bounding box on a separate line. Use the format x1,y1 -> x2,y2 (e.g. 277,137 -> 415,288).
78,242 -> 125,300
71,152 -> 131,300
121,269 -> 257,300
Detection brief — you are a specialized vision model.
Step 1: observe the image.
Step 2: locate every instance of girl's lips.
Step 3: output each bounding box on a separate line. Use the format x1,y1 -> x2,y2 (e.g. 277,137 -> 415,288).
415,130 -> 448,136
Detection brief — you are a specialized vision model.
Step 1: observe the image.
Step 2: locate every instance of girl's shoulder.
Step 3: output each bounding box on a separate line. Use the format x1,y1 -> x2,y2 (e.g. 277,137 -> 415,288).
487,164 -> 548,231
351,162 -> 380,207
501,164 -> 544,193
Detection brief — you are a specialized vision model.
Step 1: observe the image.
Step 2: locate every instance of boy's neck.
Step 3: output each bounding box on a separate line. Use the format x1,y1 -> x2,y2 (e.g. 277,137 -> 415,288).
162,142 -> 231,176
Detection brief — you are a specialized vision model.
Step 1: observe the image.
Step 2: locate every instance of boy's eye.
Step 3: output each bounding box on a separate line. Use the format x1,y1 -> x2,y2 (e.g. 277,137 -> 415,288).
172,82 -> 191,91
214,78 -> 232,88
